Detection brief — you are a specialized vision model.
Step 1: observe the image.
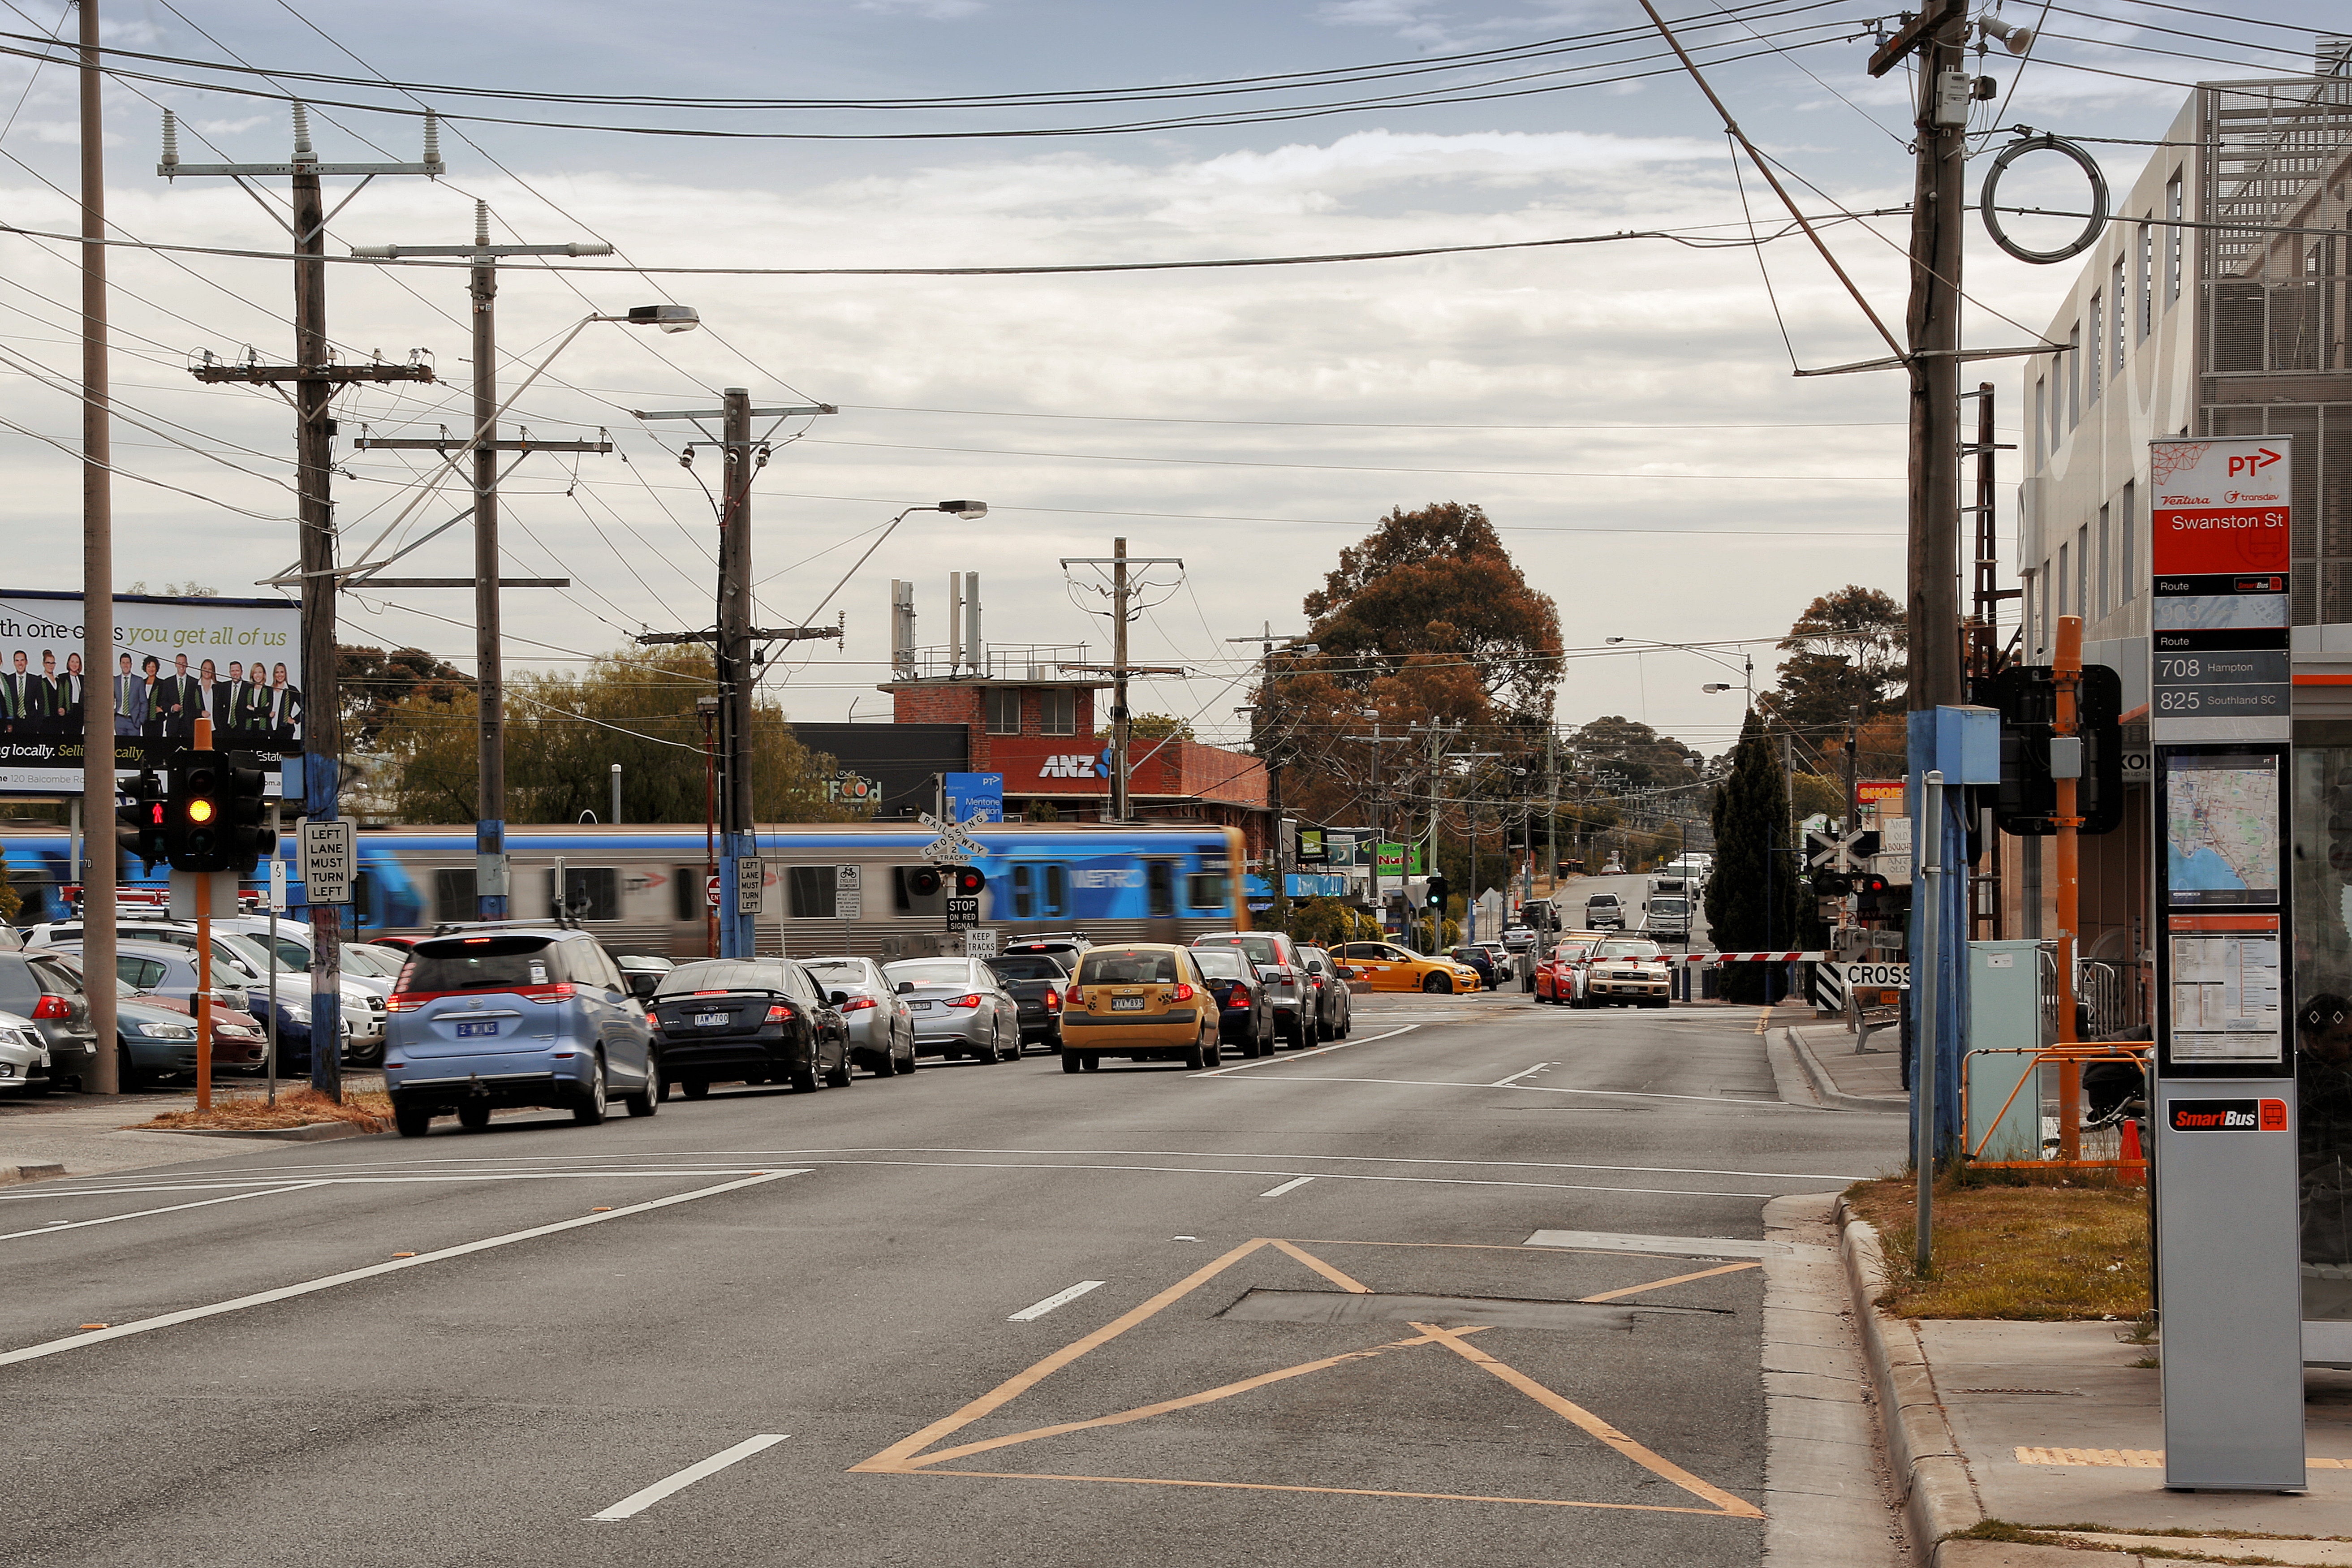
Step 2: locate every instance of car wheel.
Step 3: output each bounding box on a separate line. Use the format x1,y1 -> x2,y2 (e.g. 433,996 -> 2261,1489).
869,1047 -> 896,1077
626,1055 -> 663,1116
1187,1034 -> 1213,1071
1423,974 -> 1449,994
898,1040 -> 918,1074
791,1050 -> 819,1092
116,1046 -> 146,1093
655,1071 -> 672,1103
1061,1048 -> 1082,1073
393,1102 -> 433,1138
1078,1052 -> 1100,1072
824,1050 -> 853,1089
682,1078 -> 709,1100
458,1100 -> 492,1131
572,1055 -> 608,1124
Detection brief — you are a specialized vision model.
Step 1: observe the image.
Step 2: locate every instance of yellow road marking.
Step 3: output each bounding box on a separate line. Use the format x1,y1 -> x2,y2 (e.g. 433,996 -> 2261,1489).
904,1325 -> 1493,1469
1578,1260 -> 1761,1303
2016,1447 -> 2351,1470
1753,1008 -> 1775,1035
881,1467 -> 1760,1516
1267,1236 -> 1374,1292
1408,1320 -> 1766,1518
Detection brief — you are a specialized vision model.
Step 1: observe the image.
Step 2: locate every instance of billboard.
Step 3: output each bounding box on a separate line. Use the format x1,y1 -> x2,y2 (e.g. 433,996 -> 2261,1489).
0,590 -> 301,796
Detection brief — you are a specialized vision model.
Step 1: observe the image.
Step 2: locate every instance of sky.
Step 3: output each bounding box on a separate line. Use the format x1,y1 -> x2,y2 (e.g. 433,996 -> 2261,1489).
0,0 -> 2337,769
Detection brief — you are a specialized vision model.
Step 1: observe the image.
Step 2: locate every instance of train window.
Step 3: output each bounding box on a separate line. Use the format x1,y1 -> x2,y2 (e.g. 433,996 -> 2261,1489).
1043,863 -> 1068,917
788,865 -> 836,919
672,866 -> 706,922
1186,871 -> 1229,910
557,866 -> 618,922
351,870 -> 375,930
1011,865 -> 1034,920
1146,861 -> 1176,918
433,868 -> 476,926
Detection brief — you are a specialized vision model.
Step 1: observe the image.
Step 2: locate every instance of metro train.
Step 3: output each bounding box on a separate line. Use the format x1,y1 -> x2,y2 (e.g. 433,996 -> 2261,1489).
2,821 -> 1249,958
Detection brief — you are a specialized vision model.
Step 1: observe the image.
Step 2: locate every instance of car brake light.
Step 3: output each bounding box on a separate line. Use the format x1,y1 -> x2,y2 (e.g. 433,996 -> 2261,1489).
522,982 -> 574,1004
385,993 -> 423,1012
1066,986 -> 1085,1005
1171,983 -> 1194,1003
1229,984 -> 1249,1006
767,1004 -> 790,1021
1043,989 -> 1061,1011
693,989 -> 728,995
946,993 -> 984,1009
31,996 -> 69,1019
839,996 -> 879,1012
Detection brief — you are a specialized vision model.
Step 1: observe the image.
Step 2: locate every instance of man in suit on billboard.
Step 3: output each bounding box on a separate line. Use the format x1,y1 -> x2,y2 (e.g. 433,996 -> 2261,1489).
114,653 -> 144,737
0,649 -> 35,739
217,660 -> 254,744
265,663 -> 302,747
157,653 -> 201,740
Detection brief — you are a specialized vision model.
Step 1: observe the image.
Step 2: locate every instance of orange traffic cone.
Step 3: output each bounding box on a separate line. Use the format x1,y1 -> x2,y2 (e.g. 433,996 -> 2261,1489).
2119,1117 -> 2145,1184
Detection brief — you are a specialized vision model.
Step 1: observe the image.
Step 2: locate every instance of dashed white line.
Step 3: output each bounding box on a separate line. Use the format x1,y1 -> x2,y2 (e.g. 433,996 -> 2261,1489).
1260,1176 -> 1317,1198
589,1434 -> 790,1521
1189,1024 -> 1419,1078
1008,1279 -> 1107,1321
1490,1061 -> 1557,1088
0,1181 -> 331,1244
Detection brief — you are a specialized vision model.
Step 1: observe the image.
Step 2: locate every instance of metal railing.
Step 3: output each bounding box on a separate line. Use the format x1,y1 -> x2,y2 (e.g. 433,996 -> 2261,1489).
887,643 -> 1092,682
1961,1041 -> 2151,1174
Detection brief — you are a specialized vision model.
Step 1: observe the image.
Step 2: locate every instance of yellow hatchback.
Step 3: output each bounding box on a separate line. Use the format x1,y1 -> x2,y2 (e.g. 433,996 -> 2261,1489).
1333,941 -> 1483,995
1061,943 -> 1221,1073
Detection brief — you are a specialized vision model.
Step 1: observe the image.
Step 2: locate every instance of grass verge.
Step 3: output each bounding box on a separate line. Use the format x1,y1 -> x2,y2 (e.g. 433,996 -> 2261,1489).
125,1086 -> 393,1135
1955,1519 -> 2339,1564
1844,1174 -> 2150,1321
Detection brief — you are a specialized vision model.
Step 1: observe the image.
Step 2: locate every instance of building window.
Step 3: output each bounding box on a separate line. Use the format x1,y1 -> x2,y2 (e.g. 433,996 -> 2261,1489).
788,864 -> 836,919
2068,324 -> 2081,428
2136,219 -> 2154,340
2057,543 -> 2069,616
985,686 -> 1021,735
2111,259 -> 2128,372
1040,687 -> 1076,736
2076,526 -> 2089,621
2087,293 -> 2102,405
2096,503 -> 2111,619
2165,172 -> 2183,306
434,867 -> 476,925
2033,378 -> 2046,468
2120,479 -> 2136,600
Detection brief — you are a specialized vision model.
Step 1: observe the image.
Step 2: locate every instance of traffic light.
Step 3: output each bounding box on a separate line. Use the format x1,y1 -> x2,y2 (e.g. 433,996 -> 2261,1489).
1425,874 -> 1451,911
951,865 -> 986,896
166,748 -> 227,872
1977,663 -> 2125,836
116,771 -> 168,872
222,751 -> 275,875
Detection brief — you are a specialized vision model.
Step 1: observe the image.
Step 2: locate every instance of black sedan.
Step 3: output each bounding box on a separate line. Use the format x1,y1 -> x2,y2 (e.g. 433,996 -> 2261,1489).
1447,946 -> 1500,991
984,952 -> 1070,1051
649,959 -> 851,1097
1184,945 -> 1275,1059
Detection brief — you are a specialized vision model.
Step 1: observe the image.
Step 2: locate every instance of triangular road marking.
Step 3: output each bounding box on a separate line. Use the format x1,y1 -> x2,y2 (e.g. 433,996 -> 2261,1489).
852,1236 -> 1763,1519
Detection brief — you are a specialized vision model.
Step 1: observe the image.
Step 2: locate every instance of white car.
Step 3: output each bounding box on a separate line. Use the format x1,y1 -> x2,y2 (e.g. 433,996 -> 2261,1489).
32,918 -> 383,1063
0,1009 -> 51,1094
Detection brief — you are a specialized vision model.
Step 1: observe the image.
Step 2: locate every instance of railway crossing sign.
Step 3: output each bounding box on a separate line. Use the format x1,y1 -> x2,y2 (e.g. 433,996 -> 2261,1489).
1805,828 -> 1879,874
918,811 -> 990,865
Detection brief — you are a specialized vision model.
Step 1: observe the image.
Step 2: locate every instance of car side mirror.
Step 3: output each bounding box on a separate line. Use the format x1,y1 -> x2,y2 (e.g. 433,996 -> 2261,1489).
828,990 -> 850,1008
896,981 -> 916,995
628,973 -> 660,999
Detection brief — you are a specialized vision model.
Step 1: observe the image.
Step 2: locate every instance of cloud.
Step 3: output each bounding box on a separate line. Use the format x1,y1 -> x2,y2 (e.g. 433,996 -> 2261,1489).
853,0 -> 983,16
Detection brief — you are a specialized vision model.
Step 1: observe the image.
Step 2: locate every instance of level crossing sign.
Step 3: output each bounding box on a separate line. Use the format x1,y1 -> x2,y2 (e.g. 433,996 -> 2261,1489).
918,811 -> 989,865
1804,828 -> 1880,874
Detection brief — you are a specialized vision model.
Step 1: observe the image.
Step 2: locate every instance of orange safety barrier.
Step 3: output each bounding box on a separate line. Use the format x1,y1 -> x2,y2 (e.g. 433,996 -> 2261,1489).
1960,1041 -> 2151,1177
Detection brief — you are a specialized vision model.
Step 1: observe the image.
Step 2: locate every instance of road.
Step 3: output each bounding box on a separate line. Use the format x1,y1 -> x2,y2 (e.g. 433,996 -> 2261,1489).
0,989 -> 1904,1568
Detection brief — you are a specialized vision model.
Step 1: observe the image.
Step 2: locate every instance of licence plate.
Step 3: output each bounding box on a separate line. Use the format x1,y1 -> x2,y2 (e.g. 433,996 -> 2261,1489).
695,1012 -> 728,1027
908,1000 -> 932,1012
456,1021 -> 499,1038
1111,996 -> 1146,1012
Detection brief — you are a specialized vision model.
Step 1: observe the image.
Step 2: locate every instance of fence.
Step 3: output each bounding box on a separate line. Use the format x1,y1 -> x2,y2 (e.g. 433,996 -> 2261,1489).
1961,1041 -> 2151,1175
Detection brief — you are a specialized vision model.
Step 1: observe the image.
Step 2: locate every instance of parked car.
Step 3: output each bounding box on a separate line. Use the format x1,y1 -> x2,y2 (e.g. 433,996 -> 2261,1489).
384,926 -> 660,1135
1189,931 -> 1312,1044
211,918 -> 391,1063
650,958 -> 851,1095
47,936 -> 325,1071
998,934 -> 1094,969
1447,946 -> 1499,991
1184,943 -> 1275,1058
1060,943 -> 1222,1073
31,919 -> 376,1064
0,950 -> 99,1090
882,956 -> 1020,1064
1501,925 -> 1536,952
1584,892 -> 1625,930
0,1009 -> 51,1093
1331,940 -> 1482,995
1584,939 -> 1672,1008
800,955 -> 918,1077
1294,945 -> 1353,1041
983,951 -> 1072,1051
1535,940 -> 1598,1007
47,952 -> 270,1087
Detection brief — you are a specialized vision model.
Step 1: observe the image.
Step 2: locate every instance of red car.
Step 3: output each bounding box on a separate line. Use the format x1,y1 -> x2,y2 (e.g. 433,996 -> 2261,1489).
1534,941 -> 1597,1008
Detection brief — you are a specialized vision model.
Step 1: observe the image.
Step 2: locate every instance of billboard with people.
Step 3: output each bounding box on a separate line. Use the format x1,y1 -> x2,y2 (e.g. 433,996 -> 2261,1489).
0,590 -> 301,796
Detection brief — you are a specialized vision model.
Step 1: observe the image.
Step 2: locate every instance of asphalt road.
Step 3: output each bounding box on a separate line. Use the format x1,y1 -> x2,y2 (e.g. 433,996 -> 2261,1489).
1,989 -> 1904,1568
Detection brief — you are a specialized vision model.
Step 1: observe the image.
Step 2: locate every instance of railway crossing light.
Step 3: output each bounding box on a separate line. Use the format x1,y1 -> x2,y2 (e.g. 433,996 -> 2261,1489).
951,866 -> 986,896
167,749 -> 227,872
907,866 -> 944,897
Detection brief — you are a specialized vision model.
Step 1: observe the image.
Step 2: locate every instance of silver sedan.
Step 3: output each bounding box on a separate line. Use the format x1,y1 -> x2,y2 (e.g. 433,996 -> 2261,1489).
880,956 -> 1020,1065
801,955 -> 919,1077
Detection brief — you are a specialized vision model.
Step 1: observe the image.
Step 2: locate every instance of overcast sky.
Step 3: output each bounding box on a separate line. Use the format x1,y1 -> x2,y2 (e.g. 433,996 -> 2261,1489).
0,0 -> 2336,768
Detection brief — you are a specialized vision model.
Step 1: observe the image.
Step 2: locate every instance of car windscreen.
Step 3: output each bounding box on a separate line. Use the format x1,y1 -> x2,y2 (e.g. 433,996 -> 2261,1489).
885,959 -> 975,987
1596,941 -> 1662,960
1194,935 -> 1278,966
402,936 -> 559,994
658,961 -> 791,995
1650,898 -> 1687,913
801,959 -> 869,983
1187,948 -> 1247,980
986,956 -> 1066,982
1078,950 -> 1180,985
341,945 -> 405,978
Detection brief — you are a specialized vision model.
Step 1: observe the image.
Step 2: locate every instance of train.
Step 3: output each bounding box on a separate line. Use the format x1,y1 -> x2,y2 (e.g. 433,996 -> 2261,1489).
2,821 -> 1250,958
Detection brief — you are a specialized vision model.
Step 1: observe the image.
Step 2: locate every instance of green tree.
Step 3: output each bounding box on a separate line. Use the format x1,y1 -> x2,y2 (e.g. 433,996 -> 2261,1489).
1096,712 -> 1195,743
1705,710 -> 1800,1003
338,644 -> 473,747
1759,585 -> 1906,737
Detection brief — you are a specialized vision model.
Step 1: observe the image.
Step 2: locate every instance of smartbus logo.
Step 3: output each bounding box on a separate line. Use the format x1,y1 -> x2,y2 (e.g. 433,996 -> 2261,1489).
2168,1098 -> 2287,1132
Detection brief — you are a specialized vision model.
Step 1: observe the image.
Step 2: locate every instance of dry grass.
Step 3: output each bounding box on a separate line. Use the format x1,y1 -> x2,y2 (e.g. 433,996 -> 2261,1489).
125,1086 -> 393,1135
1844,1175 -> 2151,1321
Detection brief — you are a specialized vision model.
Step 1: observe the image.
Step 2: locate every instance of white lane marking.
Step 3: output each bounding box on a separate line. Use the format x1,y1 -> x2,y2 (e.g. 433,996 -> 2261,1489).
1189,1025 -> 1419,1078
588,1434 -> 789,1521
1211,1073 -> 1830,1111
773,1157 -> 1778,1200
0,1182 -> 332,1244
1260,1176 -> 1316,1198
1008,1279 -> 1107,1321
0,1171 -> 804,1369
1490,1061 -> 1557,1089
0,1169 -> 781,1204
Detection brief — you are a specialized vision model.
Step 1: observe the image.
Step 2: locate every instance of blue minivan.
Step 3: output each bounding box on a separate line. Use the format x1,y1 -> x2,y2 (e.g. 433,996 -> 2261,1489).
383,927 -> 658,1137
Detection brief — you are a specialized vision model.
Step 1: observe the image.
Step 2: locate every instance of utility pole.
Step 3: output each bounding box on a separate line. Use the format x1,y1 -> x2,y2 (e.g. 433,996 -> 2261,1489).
76,0 -> 115,1091
1228,624 -> 1315,929
162,104 -> 442,1102
349,201 -> 612,920
1058,539 -> 1184,826
634,390 -> 837,957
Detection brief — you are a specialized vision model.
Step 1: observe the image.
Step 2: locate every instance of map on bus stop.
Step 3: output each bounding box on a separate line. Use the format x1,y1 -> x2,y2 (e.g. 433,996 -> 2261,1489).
2165,756 -> 2279,905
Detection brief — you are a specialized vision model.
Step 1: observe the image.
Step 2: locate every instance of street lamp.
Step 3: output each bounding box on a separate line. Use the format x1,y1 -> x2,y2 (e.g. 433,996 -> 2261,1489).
1609,636 -> 1755,711
795,501 -> 989,633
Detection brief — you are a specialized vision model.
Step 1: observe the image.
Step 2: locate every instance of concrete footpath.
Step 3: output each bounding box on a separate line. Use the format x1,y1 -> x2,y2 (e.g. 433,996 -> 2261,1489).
1784,1019 -> 2352,1563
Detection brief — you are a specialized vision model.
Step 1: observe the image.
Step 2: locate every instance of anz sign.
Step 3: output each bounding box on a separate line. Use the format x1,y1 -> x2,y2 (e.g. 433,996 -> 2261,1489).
1038,750 -> 1111,780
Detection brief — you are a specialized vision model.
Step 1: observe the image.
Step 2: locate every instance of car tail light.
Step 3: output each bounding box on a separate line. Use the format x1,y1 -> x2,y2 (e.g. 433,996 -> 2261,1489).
692,989 -> 728,995
1171,983 -> 1194,1003
839,996 -> 879,1012
945,993 -> 984,1009
1066,986 -> 1085,1006
1043,989 -> 1060,1011
30,996 -> 69,1019
767,1004 -> 790,1021
521,982 -> 575,1005
385,993 -> 423,1012
1228,983 -> 1249,1006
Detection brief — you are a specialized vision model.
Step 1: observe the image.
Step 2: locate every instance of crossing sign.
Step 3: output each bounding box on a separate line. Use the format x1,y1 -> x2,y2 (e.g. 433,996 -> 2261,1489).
1805,829 -> 1880,874
918,811 -> 989,864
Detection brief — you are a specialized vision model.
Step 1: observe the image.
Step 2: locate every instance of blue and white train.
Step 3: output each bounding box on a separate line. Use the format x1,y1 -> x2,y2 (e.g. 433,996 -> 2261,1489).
3,821 -> 1250,957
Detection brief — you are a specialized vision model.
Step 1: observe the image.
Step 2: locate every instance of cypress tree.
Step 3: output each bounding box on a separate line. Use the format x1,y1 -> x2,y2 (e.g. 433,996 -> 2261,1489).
1704,710 -> 1799,1003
